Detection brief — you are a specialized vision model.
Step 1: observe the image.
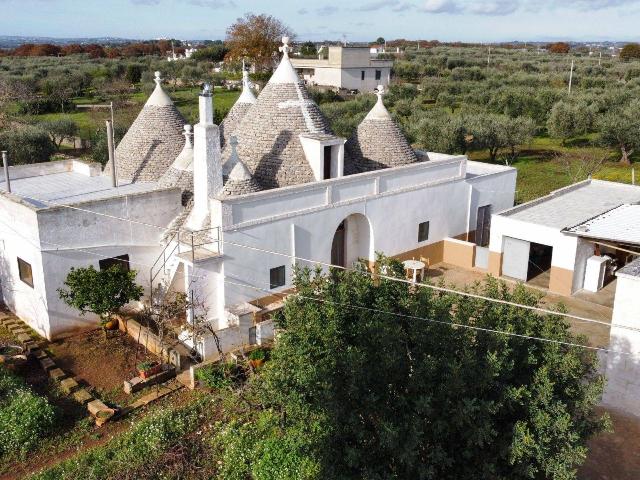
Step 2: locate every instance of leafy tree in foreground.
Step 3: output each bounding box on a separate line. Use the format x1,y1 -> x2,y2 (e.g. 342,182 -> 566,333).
217,257 -> 608,480
58,265 -> 143,325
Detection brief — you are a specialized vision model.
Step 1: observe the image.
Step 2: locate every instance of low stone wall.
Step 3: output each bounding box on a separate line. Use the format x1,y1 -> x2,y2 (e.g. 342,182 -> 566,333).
116,316 -> 181,369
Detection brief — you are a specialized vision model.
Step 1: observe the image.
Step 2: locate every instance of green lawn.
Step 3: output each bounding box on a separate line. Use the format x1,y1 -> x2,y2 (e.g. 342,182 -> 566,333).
14,86 -> 240,139
468,136 -> 638,204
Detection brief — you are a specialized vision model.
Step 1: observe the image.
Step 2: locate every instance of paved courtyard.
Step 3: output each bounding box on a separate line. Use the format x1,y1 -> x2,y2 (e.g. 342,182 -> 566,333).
426,263 -> 613,348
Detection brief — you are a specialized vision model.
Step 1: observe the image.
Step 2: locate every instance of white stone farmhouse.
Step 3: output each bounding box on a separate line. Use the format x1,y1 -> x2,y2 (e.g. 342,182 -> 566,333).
0,38 -> 516,358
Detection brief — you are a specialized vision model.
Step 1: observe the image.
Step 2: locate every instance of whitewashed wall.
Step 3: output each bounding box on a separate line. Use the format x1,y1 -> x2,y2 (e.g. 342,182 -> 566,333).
603,271 -> 640,417
217,157 -> 516,310
0,188 -> 182,339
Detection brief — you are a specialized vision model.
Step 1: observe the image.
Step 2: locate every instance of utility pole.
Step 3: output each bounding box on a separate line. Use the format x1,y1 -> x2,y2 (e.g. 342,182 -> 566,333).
77,102 -> 117,186
1,151 -> 10,193
568,58 -> 574,94
599,51 -> 602,67
487,45 -> 491,67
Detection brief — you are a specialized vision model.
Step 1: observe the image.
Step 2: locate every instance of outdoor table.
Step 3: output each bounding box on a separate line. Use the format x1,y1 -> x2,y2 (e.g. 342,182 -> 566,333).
402,259 -> 426,283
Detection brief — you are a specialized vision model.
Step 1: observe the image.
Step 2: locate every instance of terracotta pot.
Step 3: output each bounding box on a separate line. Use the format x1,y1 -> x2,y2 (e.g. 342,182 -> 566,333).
104,320 -> 118,330
138,363 -> 162,379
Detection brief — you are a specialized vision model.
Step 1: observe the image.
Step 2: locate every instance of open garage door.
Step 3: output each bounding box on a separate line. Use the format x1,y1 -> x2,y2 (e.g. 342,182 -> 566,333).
502,236 -> 530,281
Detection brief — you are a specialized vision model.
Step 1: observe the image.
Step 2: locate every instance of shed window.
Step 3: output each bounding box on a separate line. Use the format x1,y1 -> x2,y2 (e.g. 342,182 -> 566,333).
375,69 -> 381,80
418,221 -> 430,243
99,254 -> 130,272
361,70 -> 365,81
17,257 -> 33,288
270,266 -> 286,289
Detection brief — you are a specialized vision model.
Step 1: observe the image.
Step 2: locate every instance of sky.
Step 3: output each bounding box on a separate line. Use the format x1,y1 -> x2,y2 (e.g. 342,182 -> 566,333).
1,0 -> 640,43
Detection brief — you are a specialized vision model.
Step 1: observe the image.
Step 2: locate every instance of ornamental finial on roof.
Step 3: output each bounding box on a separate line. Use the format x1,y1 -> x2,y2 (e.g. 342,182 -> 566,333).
183,124 -> 193,147
375,84 -> 385,100
279,36 -> 292,57
201,83 -> 212,96
154,71 -> 163,86
242,60 -> 252,89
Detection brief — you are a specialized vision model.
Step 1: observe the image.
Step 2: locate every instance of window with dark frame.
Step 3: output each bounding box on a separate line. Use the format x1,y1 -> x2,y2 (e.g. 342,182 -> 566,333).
375,70 -> 381,80
270,265 -> 286,289
361,70 -> 365,81
418,221 -> 430,242
17,257 -> 33,288
323,145 -> 332,180
99,254 -> 131,272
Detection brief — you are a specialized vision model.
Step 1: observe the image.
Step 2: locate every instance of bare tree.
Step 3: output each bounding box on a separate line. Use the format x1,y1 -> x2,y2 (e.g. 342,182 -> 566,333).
556,150 -> 607,183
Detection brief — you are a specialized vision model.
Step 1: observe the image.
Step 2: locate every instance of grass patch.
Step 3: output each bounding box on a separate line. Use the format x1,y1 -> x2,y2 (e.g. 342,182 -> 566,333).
29,393 -> 213,480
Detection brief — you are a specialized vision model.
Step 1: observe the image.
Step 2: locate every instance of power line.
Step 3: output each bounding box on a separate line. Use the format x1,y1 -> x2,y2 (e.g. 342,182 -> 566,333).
223,278 -> 631,357
223,240 -> 637,332
8,190 -> 635,333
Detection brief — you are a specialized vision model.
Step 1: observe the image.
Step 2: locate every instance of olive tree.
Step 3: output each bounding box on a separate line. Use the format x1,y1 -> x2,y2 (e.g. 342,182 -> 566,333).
40,118 -> 79,150
597,101 -> 640,165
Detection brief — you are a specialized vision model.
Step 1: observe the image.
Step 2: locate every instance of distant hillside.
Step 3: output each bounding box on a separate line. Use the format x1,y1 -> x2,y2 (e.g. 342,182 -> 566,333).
0,36 -> 134,49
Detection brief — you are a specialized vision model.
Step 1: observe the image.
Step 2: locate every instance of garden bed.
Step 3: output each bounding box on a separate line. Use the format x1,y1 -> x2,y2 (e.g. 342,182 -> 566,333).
46,329 -> 158,404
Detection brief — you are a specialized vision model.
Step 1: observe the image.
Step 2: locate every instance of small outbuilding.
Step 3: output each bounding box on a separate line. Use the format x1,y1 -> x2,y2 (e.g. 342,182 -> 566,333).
488,179 -> 640,296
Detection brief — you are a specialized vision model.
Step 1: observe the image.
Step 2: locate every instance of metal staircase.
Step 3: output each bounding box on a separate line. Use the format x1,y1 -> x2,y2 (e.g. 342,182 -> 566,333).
149,226 -> 221,305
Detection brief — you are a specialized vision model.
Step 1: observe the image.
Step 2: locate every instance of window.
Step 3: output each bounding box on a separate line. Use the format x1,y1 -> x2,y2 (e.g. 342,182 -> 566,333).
99,254 -> 130,272
323,145 -> 332,180
476,205 -> 492,247
375,70 -> 381,80
361,70 -> 365,81
270,265 -> 286,289
17,257 -> 33,288
418,221 -> 430,242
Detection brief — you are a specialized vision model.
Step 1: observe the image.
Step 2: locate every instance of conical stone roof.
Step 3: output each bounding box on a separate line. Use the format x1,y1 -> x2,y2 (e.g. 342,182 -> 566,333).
346,85 -> 417,173
230,37 -> 334,190
158,125 -> 194,204
108,72 -> 186,183
220,67 -> 257,149
219,152 -> 262,198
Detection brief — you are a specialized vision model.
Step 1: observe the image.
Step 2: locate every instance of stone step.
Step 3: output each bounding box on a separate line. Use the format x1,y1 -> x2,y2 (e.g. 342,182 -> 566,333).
49,368 -> 67,381
72,388 -> 93,405
60,377 -> 79,394
39,357 -> 56,371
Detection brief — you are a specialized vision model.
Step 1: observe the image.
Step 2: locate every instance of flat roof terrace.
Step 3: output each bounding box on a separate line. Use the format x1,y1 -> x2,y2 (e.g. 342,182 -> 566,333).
499,180 -> 640,229
0,159 -> 160,209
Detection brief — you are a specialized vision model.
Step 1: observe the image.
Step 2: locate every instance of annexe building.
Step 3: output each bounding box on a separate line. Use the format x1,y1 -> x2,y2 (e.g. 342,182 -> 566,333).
0,38 -> 516,359
291,45 -> 392,91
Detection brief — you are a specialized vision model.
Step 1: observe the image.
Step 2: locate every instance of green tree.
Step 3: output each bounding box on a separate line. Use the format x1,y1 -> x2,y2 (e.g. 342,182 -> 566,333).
300,41 -> 317,57
125,64 -> 143,84
39,118 -> 78,150
597,101 -> 640,165
376,37 -> 385,44
58,265 -> 144,324
546,100 -> 592,145
620,43 -> 640,61
415,113 -> 469,154
190,44 -> 229,62
217,259 -> 608,479
0,127 -> 55,165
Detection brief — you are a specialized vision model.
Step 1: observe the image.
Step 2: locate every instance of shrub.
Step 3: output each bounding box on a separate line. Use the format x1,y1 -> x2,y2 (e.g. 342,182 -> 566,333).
0,126 -> 56,165
0,367 -> 58,458
195,362 -> 240,389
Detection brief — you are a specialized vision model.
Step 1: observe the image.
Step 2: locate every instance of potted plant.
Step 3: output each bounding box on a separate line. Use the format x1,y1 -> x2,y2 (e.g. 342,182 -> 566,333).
248,348 -> 267,369
137,360 -> 162,379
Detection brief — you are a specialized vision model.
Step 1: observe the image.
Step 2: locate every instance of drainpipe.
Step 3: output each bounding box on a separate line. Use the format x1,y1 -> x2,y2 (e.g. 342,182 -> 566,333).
1,151 -> 10,193
105,121 -> 117,187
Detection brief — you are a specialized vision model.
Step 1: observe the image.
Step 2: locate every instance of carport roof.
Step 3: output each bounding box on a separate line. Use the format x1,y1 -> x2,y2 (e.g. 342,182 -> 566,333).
562,204 -> 640,246
499,180 -> 640,229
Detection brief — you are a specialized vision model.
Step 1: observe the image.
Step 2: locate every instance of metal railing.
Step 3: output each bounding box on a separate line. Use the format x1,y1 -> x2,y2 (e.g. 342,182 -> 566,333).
149,226 -> 221,306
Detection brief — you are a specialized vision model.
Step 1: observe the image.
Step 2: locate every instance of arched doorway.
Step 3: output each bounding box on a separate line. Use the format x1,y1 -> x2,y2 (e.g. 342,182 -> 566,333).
330,213 -> 373,268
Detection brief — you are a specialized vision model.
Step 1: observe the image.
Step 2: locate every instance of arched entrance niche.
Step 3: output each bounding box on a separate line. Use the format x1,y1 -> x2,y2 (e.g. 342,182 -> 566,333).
330,213 -> 374,268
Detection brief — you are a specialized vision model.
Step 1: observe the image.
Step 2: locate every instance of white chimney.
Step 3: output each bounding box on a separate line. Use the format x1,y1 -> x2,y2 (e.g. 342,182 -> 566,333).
189,84 -> 222,229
